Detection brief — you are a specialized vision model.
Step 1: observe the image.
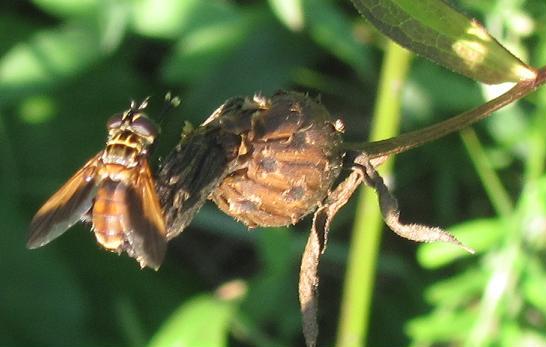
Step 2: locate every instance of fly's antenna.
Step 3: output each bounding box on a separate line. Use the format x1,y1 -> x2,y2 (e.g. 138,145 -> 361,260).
157,92 -> 181,126
125,97 -> 151,120
138,97 -> 150,110
146,92 -> 181,159
128,97 -> 150,111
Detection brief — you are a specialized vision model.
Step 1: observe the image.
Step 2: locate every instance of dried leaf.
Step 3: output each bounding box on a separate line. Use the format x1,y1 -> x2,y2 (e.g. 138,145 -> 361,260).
313,170 -> 364,251
299,169 -> 364,347
299,228 -> 320,347
355,154 -> 475,253
156,124 -> 239,239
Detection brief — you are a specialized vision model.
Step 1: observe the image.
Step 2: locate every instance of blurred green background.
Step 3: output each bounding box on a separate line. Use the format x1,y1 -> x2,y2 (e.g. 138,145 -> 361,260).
1,0 -> 546,346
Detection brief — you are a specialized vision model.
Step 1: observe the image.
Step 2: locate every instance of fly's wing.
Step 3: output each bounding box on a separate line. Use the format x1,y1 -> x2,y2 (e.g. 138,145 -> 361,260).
27,153 -> 101,249
125,159 -> 167,270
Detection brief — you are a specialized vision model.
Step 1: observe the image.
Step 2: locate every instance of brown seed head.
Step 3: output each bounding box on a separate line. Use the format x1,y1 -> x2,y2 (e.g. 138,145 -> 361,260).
211,91 -> 344,227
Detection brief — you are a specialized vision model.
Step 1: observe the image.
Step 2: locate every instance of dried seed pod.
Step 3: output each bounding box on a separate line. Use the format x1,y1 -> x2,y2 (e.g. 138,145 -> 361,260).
156,97 -> 258,239
210,91 -> 344,227
157,91 -> 344,237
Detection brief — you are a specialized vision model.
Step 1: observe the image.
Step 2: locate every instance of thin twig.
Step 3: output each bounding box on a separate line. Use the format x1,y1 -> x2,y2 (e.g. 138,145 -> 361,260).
344,67 -> 546,162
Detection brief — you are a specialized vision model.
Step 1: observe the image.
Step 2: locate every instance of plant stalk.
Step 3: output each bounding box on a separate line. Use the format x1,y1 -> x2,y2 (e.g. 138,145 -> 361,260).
335,41 -> 411,347
345,66 -> 546,161
459,128 -> 513,218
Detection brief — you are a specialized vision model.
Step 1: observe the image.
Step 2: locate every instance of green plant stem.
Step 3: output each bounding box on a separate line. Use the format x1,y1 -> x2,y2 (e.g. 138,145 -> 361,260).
524,89 -> 546,180
459,128 -> 513,218
335,41 -> 411,347
348,66 -> 546,160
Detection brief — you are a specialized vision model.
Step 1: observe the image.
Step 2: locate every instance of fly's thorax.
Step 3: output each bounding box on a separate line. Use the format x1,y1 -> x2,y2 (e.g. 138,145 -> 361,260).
103,130 -> 149,167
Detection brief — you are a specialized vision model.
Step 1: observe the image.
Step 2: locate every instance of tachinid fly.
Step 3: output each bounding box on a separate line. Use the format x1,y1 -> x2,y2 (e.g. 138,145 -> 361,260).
27,99 -> 167,270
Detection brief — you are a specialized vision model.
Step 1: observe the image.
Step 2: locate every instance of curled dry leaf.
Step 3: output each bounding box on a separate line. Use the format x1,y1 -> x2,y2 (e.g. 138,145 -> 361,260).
354,153 -> 475,253
299,169 -> 364,347
299,227 -> 320,347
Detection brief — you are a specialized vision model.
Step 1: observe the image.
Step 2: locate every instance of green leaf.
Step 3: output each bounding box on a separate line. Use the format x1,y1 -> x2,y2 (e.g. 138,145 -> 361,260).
417,218 -> 504,269
268,0 -> 304,31
131,0 -> 237,39
523,258 -> 546,315
349,0 -> 536,84
130,0 -> 193,39
484,105 -> 528,151
148,294 -> 239,347
162,10 -> 318,145
304,0 -> 372,80
425,268 -> 485,306
0,24 -> 102,98
406,308 -> 475,342
30,1 -> 129,53
242,229 -> 301,337
408,62 -> 483,114
19,95 -> 57,124
162,12 -> 248,83
32,0 -> 99,18
0,15 -> 40,55
519,176 -> 546,250
0,202 -> 88,345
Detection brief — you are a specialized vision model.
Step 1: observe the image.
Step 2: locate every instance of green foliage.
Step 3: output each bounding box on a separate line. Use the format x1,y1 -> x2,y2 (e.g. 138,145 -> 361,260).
148,293 -> 238,347
407,3 -> 546,346
0,25 -> 103,98
350,0 -> 536,83
1,1 -> 546,347
410,176 -> 546,346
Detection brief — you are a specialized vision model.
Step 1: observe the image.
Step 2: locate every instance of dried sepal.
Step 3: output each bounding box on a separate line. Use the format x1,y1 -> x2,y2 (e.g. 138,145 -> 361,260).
299,227 -> 320,347
312,169 -> 364,253
299,169 -> 364,347
354,154 -> 475,253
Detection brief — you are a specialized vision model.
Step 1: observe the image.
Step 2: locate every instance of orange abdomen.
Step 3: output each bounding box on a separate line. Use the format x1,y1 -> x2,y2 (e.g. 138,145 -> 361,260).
92,179 -> 130,250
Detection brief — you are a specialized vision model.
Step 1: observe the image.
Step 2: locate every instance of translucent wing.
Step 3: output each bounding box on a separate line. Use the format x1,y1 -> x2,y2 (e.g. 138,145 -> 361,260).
126,159 -> 167,270
27,153 -> 101,249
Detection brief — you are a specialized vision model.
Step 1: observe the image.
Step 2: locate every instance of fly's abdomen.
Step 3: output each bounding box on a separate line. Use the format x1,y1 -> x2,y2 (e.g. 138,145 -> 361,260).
92,179 -> 131,250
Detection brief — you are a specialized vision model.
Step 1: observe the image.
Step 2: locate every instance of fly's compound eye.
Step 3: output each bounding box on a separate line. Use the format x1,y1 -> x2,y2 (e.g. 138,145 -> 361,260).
106,113 -> 123,130
131,114 -> 159,138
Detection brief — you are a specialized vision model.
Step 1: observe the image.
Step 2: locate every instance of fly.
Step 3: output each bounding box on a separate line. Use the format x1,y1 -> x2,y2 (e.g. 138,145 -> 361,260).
27,99 -> 167,270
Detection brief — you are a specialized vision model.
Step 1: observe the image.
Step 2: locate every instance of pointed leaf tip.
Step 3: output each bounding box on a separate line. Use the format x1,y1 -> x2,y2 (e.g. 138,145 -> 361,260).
350,0 -> 537,84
